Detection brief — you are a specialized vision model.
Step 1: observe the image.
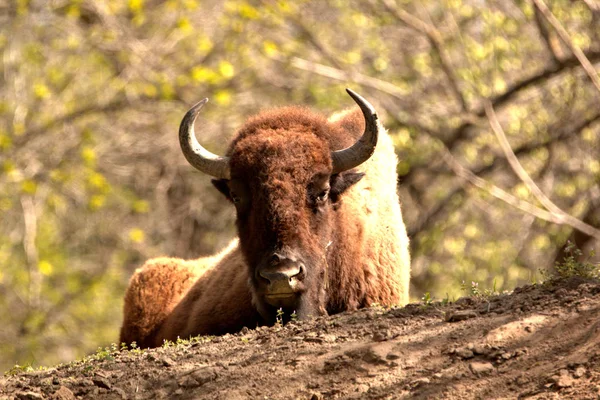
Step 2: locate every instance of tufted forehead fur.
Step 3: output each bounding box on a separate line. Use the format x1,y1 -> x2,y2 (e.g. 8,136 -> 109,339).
224,107 -> 363,250
229,106 -> 359,160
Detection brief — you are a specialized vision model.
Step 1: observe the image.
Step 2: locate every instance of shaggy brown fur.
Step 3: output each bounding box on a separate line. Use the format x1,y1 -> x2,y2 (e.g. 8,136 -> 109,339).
120,105 -> 410,348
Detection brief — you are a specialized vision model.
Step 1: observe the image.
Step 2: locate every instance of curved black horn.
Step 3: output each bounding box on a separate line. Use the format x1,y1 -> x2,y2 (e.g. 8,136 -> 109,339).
179,98 -> 231,179
331,89 -> 379,174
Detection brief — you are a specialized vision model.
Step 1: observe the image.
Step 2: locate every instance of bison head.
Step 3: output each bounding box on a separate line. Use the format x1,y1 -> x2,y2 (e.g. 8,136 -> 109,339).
179,89 -> 379,324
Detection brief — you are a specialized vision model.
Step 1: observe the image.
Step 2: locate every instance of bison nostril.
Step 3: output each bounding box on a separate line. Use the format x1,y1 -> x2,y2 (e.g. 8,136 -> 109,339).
258,269 -> 272,284
295,264 -> 306,280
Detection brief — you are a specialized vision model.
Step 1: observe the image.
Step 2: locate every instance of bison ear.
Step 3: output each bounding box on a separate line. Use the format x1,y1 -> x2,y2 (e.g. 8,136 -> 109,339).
330,172 -> 364,203
212,179 -> 232,201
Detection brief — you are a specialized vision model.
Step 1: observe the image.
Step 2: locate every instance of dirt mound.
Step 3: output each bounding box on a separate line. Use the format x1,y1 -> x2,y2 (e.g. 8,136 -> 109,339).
2,277 -> 600,399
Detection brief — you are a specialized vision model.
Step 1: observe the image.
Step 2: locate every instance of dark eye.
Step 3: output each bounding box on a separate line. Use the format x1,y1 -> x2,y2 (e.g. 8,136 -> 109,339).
316,189 -> 329,204
230,191 -> 241,204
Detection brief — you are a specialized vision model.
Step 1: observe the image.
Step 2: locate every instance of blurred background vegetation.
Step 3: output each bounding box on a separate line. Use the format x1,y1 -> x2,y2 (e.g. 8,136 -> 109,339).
1,0 -> 599,372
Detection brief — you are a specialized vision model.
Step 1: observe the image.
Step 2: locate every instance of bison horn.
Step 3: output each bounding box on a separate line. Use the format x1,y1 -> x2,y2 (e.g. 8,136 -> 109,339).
179,98 -> 231,180
331,89 -> 380,174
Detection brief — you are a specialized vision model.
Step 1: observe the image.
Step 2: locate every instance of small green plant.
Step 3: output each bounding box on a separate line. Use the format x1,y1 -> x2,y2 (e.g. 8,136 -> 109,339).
5,364 -> 35,376
441,293 -> 451,306
547,241 -> 599,280
421,292 -> 433,306
92,345 -> 117,361
461,279 -> 501,299
275,307 -> 285,326
128,341 -> 144,354
290,310 -> 298,322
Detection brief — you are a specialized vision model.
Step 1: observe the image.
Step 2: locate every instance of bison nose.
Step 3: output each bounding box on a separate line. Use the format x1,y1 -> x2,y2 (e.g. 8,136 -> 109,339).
258,259 -> 304,293
259,263 -> 303,284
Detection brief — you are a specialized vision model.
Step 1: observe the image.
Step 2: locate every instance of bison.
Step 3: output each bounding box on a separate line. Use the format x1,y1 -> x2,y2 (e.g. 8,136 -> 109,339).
119,89 -> 410,348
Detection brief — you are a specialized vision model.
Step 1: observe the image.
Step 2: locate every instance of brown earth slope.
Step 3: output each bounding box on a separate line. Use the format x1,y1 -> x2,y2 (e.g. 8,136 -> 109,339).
2,276 -> 600,400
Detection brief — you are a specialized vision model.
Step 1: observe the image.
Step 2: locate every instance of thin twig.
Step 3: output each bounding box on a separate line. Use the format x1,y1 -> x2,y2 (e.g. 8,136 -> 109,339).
272,54 -> 409,100
380,0 -> 468,111
441,147 -> 564,224
533,5 -> 563,62
485,102 -> 563,215
532,0 -> 600,93
485,101 -> 600,240
407,110 -> 600,238
21,196 -> 41,310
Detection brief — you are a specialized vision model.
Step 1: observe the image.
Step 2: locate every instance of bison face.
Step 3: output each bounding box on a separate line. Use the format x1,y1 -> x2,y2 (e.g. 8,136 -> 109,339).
179,89 -> 379,325
212,133 -> 365,323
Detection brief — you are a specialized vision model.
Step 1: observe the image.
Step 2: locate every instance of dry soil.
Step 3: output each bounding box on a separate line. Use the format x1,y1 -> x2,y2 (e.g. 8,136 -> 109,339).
2,276 -> 600,399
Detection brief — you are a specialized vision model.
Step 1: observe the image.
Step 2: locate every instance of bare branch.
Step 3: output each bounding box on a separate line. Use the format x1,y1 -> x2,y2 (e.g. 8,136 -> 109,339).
380,0 -> 468,111
20,196 -> 41,310
441,147 -> 565,224
272,54 -> 409,100
406,110 -> 600,237
532,0 -> 600,93
288,17 -> 345,71
485,102 -> 563,215
485,101 -> 600,240
533,5 -> 563,62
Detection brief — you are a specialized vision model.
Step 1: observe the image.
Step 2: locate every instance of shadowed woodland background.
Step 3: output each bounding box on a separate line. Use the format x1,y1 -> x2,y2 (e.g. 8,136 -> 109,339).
1,0 -> 599,372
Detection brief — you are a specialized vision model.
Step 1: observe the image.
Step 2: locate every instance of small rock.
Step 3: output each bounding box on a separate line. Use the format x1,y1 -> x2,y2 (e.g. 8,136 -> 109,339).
304,337 -> 324,343
573,366 -> 587,378
470,362 -> 494,375
455,348 -> 474,359
386,352 -> 401,360
191,368 -> 218,385
411,377 -> 430,387
160,356 -> 176,367
51,386 -> 76,400
445,310 -> 478,322
79,378 -> 94,388
372,332 -> 387,342
112,387 -> 127,400
355,384 -> 370,393
551,369 -> 575,388
178,376 -> 200,388
40,377 -> 54,386
310,393 -> 323,400
215,361 -> 229,370
516,375 -> 529,386
92,377 -> 112,390
16,392 -> 44,400
321,334 -> 337,343
472,344 -> 488,355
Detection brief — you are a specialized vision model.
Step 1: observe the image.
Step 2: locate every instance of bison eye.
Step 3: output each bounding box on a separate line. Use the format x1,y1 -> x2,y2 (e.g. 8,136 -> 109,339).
314,189 -> 329,208
230,191 -> 241,204
316,189 -> 329,204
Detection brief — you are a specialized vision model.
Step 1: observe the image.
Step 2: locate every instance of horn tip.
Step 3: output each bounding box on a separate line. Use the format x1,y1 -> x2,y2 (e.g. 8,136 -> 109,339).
345,88 -> 377,119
